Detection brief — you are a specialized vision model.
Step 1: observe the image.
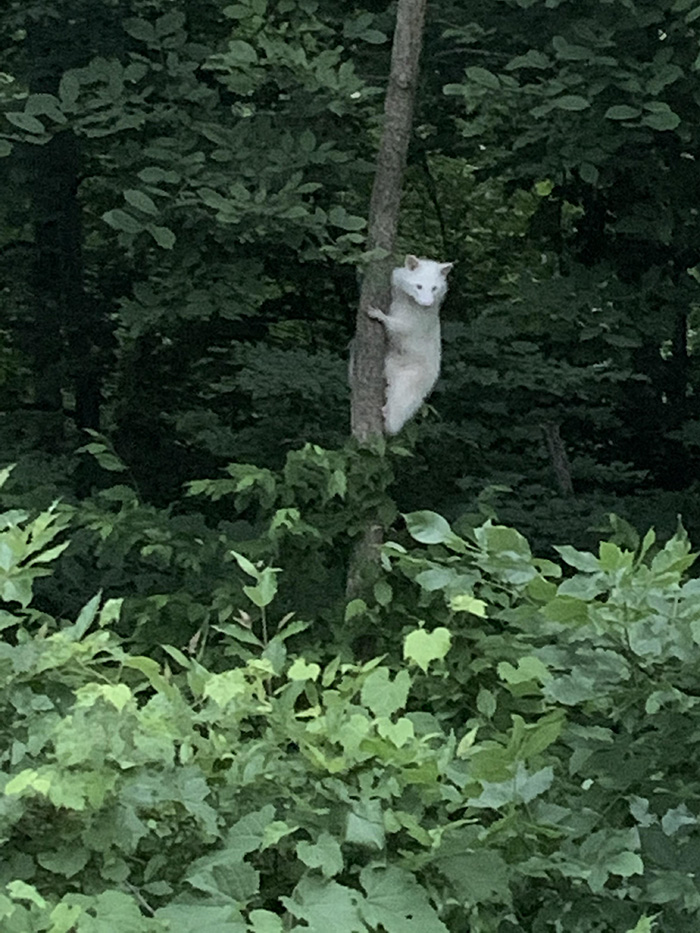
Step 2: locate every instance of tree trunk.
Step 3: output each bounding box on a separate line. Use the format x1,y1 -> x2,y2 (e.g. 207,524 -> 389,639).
347,0 -> 428,597
542,421 -> 574,497
350,0 -> 428,442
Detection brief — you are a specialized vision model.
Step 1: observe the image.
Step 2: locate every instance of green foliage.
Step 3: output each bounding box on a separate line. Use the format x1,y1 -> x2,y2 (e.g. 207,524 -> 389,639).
5,477 -> 700,928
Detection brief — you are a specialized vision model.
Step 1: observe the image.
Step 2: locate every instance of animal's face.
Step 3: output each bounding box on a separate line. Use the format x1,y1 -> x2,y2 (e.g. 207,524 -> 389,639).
398,256 -> 453,307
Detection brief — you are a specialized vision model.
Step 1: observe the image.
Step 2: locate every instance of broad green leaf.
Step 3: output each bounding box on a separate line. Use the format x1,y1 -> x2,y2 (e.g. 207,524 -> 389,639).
377,716 -> 414,747
7,881 -> 46,908
554,544 -> 599,572
231,549 -> 260,579
553,95 -> 590,110
405,510 -> 460,546
345,799 -> 385,850
38,845 -> 89,878
59,72 -> 80,105
403,627 -> 451,671
625,917 -> 656,933
249,910 -> 284,933
203,669 -> 248,705
498,656 -> 551,685
124,17 -> 156,42
450,593 -> 487,616
361,668 -> 410,716
156,903 -> 246,932
67,592 -> 102,641
5,112 -> 45,133
345,598 -> 367,620
282,876 -> 364,932
228,40 -> 258,64
433,832 -> 510,905
124,189 -> 158,215
102,209 -> 143,234
605,105 -> 641,120
468,763 -> 554,808
506,50 -> 550,69
642,110 -> 681,131
466,66 -> 500,89
243,565 -> 279,607
288,658 -> 321,681
373,578 -> 392,606
296,832 -> 343,878
146,224 -> 175,249
359,865 -> 450,933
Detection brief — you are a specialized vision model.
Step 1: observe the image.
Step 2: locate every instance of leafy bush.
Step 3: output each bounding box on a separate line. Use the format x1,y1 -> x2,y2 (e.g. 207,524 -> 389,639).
3,476 -> 700,931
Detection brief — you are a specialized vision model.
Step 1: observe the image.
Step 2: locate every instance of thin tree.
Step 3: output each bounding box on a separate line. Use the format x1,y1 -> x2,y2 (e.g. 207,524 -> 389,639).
347,0 -> 428,594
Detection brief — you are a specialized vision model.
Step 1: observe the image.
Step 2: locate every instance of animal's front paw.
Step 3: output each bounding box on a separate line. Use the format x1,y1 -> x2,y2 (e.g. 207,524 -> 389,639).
367,306 -> 384,321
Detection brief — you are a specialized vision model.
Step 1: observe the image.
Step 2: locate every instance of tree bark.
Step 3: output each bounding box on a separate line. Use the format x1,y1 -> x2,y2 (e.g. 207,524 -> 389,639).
542,421 -> 574,497
349,0 -> 428,442
347,0 -> 428,598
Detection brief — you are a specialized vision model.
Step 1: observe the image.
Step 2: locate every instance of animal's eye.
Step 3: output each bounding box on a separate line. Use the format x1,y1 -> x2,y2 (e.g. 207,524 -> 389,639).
416,284 -> 423,289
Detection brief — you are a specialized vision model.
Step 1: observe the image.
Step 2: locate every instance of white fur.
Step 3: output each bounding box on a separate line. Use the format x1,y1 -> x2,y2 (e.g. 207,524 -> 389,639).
368,255 -> 453,434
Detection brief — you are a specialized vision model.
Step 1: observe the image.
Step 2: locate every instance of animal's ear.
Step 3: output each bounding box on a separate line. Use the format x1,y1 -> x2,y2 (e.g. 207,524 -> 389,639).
405,254 -> 420,270
440,262 -> 454,276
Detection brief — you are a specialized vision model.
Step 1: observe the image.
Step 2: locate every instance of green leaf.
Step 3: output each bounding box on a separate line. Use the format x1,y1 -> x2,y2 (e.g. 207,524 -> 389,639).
228,39 -> 259,64
124,189 -> 158,215
59,72 -> 80,105
345,798 -> 385,850
642,110 -> 681,130
360,865 -> 450,933
554,544 -> 599,572
506,50 -> 550,69
359,28 -> 387,44
433,832 -> 510,905
124,17 -> 156,42
328,206 -> 366,231
243,565 -> 279,607
466,66 -> 500,89
25,93 -> 67,124
203,668 -> 248,705
7,881 -> 47,908
625,917 -> 656,933
469,763 -> 554,808
102,209 -> 144,234
552,35 -> 591,60
605,105 -> 641,120
147,224 -> 176,248
5,112 -> 46,133
248,910 -> 284,933
68,592 -> 102,640
497,656 -> 551,685
552,95 -> 590,111
345,598 -> 368,621
404,510 -> 464,548
403,627 -> 451,672
296,832 -> 344,879
373,578 -> 392,606
231,549 -> 260,579
450,593 -> 487,616
288,658 -> 321,681
37,845 -> 90,878
156,904 -> 246,932
580,161 -> 599,184
282,877 -> 364,932
361,668 -> 410,716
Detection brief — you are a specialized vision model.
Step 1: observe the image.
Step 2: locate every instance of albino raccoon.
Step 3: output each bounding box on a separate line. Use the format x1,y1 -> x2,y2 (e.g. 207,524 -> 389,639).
368,254 -> 453,434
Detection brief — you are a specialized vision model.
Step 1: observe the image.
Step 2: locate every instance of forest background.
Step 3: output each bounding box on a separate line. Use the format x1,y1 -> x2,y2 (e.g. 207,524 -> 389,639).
2,0 -> 700,931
